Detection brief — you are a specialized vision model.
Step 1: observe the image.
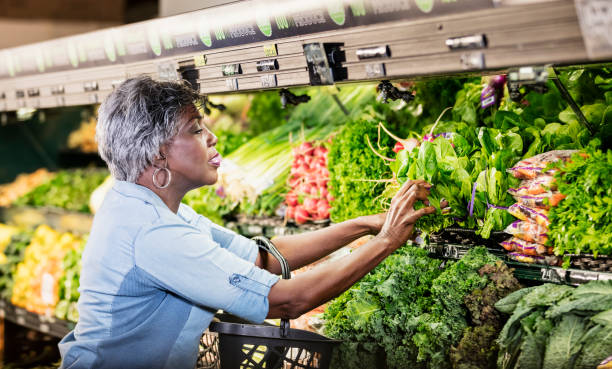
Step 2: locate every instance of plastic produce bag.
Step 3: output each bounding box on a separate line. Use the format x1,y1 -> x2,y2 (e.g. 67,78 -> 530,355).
508,203 -> 550,226
500,237 -> 552,256
508,175 -> 557,196
512,192 -> 566,209
508,150 -> 577,179
507,252 -> 561,266
504,220 -> 548,244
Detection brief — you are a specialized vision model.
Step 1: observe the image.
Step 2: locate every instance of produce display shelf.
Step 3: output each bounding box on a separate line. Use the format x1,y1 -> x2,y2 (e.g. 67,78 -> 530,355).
0,206 -> 93,235
426,242 -> 612,286
226,215 -> 330,238
0,299 -> 73,338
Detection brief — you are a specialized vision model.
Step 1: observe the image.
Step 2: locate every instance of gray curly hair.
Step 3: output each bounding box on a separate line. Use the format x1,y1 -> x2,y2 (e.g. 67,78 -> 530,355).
96,76 -> 203,182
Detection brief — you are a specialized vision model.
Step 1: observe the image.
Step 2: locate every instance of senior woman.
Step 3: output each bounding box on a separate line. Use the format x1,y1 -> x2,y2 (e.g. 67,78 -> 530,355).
58,75 -> 435,369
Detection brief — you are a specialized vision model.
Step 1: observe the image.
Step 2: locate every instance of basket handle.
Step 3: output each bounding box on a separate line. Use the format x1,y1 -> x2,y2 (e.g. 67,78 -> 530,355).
252,236 -> 291,337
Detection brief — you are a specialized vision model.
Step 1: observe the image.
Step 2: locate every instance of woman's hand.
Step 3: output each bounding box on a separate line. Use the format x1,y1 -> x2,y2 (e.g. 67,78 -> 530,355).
377,179 -> 436,250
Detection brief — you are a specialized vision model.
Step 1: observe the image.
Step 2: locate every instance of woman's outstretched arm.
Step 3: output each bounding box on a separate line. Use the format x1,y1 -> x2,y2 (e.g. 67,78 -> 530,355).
255,212 -> 385,275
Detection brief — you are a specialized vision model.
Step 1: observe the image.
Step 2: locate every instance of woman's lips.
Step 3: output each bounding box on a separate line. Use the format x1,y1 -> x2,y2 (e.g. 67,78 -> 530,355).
208,152 -> 222,167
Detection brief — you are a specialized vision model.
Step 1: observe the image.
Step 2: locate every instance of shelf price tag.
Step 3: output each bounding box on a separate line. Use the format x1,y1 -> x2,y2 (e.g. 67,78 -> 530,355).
222,64 -> 242,76
225,78 -> 239,91
460,52 -> 485,70
575,0 -> 612,59
365,63 -> 386,77
83,81 -> 99,92
193,54 -> 207,67
263,44 -> 277,57
260,74 -> 277,88
540,267 -> 565,283
157,61 -> 180,81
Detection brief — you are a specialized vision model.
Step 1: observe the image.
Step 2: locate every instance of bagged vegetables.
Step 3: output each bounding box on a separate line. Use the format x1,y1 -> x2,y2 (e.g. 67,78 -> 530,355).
504,220 -> 548,244
507,150 -> 576,179
507,204 -> 550,227
507,175 -> 557,196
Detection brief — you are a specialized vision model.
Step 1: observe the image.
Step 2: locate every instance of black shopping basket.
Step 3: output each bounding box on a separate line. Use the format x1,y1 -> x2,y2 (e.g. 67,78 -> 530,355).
208,236 -> 340,369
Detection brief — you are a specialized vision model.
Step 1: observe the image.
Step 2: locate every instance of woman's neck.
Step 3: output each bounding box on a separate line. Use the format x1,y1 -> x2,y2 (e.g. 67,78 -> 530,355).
136,167 -> 186,213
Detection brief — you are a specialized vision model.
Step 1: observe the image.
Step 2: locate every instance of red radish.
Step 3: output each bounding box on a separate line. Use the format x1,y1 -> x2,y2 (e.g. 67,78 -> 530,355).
303,197 -> 318,214
286,206 -> 296,219
314,146 -> 328,157
309,186 -> 319,197
298,142 -> 314,156
303,155 -> 313,166
316,176 -> 327,188
393,142 -> 404,153
299,182 -> 313,196
306,173 -> 318,185
297,164 -> 310,176
295,155 -> 304,167
319,168 -> 330,178
285,193 -> 298,207
326,193 -> 334,203
320,187 -> 329,198
294,206 -> 309,224
289,177 -> 301,188
316,199 -> 330,219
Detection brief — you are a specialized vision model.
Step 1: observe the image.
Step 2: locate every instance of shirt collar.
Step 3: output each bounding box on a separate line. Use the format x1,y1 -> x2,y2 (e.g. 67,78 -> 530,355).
112,180 -> 194,223
113,180 -> 169,209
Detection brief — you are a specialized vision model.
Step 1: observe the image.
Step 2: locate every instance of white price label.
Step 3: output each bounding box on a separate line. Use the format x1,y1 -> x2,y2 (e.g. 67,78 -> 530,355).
41,272 -> 56,306
575,0 -> 612,59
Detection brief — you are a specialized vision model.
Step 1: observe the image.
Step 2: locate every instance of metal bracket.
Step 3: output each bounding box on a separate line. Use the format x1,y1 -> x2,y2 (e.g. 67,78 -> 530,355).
377,80 -> 414,104
356,45 -> 391,60
507,66 -> 548,102
446,34 -> 488,50
303,42 -> 346,85
256,59 -> 279,72
279,88 -> 311,109
551,67 -> 596,135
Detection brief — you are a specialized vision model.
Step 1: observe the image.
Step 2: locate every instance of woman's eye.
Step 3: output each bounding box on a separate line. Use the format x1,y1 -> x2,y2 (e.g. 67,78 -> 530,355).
194,129 -> 203,134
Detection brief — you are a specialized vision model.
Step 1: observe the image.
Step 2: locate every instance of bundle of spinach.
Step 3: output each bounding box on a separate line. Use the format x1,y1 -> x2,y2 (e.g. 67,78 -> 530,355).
496,280 -> 612,369
324,247 -> 505,369
387,123 -> 521,237
547,142 -> 612,259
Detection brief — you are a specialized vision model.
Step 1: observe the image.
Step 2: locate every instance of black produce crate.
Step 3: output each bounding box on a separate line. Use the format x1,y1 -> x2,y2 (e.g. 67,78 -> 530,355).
0,299 -> 73,338
428,226 -> 508,248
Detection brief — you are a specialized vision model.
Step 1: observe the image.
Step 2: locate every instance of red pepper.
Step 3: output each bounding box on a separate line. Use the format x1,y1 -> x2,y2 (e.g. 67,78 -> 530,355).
392,142 -> 404,153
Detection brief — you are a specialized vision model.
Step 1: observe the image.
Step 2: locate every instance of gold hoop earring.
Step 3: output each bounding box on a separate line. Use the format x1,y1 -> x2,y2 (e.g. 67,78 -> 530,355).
152,156 -> 172,189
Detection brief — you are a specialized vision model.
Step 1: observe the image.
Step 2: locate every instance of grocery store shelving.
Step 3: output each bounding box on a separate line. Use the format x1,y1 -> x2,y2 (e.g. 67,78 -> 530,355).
0,299 -> 73,339
0,206 -> 93,235
0,0 -> 610,109
425,242 -> 612,286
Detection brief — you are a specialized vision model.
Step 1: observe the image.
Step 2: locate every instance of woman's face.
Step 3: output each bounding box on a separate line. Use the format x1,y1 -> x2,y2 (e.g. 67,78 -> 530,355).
166,104 -> 220,190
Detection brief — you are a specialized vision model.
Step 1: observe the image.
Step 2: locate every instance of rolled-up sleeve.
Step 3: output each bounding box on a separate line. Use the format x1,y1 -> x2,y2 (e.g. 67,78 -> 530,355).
134,221 -> 279,323
209,221 -> 259,263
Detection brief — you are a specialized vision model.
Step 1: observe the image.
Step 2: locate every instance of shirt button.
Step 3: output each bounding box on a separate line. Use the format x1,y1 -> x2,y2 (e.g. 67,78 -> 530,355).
232,275 -> 241,283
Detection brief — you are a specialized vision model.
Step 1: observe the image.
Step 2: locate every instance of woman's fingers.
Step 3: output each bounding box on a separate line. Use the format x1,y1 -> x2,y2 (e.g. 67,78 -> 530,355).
396,179 -> 429,198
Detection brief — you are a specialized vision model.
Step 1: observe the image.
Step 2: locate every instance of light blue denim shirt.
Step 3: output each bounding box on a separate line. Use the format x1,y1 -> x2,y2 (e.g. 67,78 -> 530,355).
58,180 -> 279,369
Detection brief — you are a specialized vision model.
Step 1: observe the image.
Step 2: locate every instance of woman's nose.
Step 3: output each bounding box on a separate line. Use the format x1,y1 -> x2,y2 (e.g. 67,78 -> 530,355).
208,131 -> 218,147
